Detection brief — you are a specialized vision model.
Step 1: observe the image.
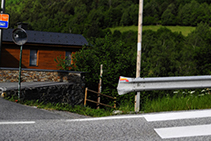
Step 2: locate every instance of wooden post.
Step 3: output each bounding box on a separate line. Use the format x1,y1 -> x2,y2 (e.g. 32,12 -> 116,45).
114,97 -> 116,109
135,0 -> 143,112
84,87 -> 88,106
97,64 -> 103,109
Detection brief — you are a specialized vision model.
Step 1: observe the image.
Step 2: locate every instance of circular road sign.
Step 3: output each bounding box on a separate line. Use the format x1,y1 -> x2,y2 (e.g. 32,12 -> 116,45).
12,28 -> 27,45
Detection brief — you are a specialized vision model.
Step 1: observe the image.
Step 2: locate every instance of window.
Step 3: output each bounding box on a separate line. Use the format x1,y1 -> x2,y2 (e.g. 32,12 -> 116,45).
30,50 -> 38,66
65,51 -> 71,65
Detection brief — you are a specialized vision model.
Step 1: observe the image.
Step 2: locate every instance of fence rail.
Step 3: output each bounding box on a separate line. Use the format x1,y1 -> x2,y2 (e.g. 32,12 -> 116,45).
84,88 -> 116,109
117,75 -> 211,95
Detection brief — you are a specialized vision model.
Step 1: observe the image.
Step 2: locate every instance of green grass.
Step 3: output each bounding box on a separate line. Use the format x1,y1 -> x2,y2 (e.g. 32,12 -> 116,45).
143,93 -> 211,113
4,89 -> 211,117
4,96 -> 113,117
110,25 -> 196,36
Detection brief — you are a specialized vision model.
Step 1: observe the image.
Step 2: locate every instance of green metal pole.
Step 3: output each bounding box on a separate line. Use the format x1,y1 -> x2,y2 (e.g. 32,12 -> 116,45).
0,0 -> 5,66
18,45 -> 23,100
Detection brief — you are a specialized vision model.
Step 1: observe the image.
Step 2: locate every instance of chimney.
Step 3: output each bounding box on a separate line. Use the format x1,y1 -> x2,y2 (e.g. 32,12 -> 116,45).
17,22 -> 28,30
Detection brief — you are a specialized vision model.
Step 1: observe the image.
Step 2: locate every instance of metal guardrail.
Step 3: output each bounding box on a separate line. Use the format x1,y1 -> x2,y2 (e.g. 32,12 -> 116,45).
117,75 -> 211,95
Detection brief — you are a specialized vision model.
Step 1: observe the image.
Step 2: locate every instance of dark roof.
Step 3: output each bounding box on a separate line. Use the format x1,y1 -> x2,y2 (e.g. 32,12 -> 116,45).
2,29 -> 88,46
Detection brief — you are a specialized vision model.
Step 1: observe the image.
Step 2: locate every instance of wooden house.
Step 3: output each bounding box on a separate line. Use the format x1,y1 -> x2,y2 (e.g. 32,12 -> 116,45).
0,24 -> 88,70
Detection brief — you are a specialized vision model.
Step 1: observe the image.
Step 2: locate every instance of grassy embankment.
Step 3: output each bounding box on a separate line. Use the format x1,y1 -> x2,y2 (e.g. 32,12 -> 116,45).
110,25 -> 196,36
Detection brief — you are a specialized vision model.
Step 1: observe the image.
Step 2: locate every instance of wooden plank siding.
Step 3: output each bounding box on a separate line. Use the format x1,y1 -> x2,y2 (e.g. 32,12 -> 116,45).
1,43 -> 80,70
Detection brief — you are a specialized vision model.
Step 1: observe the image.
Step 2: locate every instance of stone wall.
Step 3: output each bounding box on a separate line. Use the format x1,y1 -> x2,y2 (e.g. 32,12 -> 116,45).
0,68 -> 85,83
0,68 -> 86,105
5,83 -> 84,106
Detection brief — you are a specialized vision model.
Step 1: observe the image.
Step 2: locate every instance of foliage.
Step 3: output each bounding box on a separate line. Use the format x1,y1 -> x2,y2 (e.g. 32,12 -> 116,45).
72,23 -> 211,109
6,0 -> 211,35
54,55 -> 72,70
186,22 -> 211,75
73,33 -> 136,100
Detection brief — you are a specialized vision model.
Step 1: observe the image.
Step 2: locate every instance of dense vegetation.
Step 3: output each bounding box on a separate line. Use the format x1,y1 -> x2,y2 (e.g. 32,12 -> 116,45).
5,0 -> 211,109
5,0 -> 211,37
73,23 -> 211,107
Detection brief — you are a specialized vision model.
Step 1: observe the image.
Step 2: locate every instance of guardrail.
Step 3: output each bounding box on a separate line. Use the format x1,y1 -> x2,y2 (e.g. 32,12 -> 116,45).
117,75 -> 211,95
84,88 -> 116,109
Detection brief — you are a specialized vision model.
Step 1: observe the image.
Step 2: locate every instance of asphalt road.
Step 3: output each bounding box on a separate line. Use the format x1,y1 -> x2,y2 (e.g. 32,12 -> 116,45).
1,97 -> 211,140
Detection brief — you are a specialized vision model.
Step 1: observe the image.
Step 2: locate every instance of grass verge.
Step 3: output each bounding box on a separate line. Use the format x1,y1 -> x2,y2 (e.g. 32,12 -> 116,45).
143,93 -> 211,113
109,25 -> 196,36
4,90 -> 211,117
4,96 -> 113,117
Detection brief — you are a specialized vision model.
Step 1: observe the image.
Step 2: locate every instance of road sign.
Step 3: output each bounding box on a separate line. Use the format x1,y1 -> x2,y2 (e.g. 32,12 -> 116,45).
12,28 -> 28,46
0,13 -> 9,29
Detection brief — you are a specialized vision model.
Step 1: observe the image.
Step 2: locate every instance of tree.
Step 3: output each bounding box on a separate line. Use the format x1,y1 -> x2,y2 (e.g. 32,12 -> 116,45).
161,3 -> 177,25
142,28 -> 184,77
186,22 -> 211,75
73,34 -> 136,99
143,0 -> 161,25
177,0 -> 200,26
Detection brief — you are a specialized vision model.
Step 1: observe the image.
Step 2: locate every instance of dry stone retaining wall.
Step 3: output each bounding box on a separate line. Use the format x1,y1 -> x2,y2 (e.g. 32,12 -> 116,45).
0,68 -> 85,83
0,68 -> 86,106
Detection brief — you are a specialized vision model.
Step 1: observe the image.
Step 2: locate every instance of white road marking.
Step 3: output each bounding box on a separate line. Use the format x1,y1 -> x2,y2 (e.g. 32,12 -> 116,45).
67,109 -> 211,122
155,124 -> 211,139
66,115 -> 144,122
0,121 -> 35,125
143,109 -> 211,122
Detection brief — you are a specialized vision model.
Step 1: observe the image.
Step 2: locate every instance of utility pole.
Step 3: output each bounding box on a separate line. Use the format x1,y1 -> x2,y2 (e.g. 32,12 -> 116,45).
135,0 -> 143,112
0,0 -> 5,65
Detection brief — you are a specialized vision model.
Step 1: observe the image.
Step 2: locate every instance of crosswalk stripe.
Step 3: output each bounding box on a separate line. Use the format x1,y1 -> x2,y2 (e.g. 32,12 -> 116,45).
144,109 -> 211,122
155,124 -> 211,139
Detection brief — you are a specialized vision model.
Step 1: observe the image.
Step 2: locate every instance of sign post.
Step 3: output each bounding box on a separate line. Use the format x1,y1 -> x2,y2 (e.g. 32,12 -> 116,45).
0,0 -> 6,66
12,28 -> 28,100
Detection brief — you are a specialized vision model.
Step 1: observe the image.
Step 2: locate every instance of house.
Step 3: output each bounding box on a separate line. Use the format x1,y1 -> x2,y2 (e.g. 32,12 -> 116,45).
0,24 -> 88,70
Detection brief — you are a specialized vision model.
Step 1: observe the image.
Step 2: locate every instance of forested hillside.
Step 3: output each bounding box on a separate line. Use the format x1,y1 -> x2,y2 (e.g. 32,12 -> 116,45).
5,0 -> 211,37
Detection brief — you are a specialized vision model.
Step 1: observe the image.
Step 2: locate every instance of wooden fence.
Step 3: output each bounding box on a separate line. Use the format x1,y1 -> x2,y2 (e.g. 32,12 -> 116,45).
84,87 -> 116,109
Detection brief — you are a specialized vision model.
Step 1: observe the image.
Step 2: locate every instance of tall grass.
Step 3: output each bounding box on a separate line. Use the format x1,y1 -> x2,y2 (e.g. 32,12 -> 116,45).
143,92 -> 211,113
110,25 -> 196,36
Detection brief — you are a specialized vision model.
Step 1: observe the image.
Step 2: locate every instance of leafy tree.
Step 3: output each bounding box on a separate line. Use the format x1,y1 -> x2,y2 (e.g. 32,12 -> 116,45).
177,0 -> 200,26
73,34 -> 136,99
143,0 -> 161,25
104,7 -> 122,27
161,3 -> 177,25
120,4 -> 138,26
142,28 -> 184,77
186,23 -> 211,75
